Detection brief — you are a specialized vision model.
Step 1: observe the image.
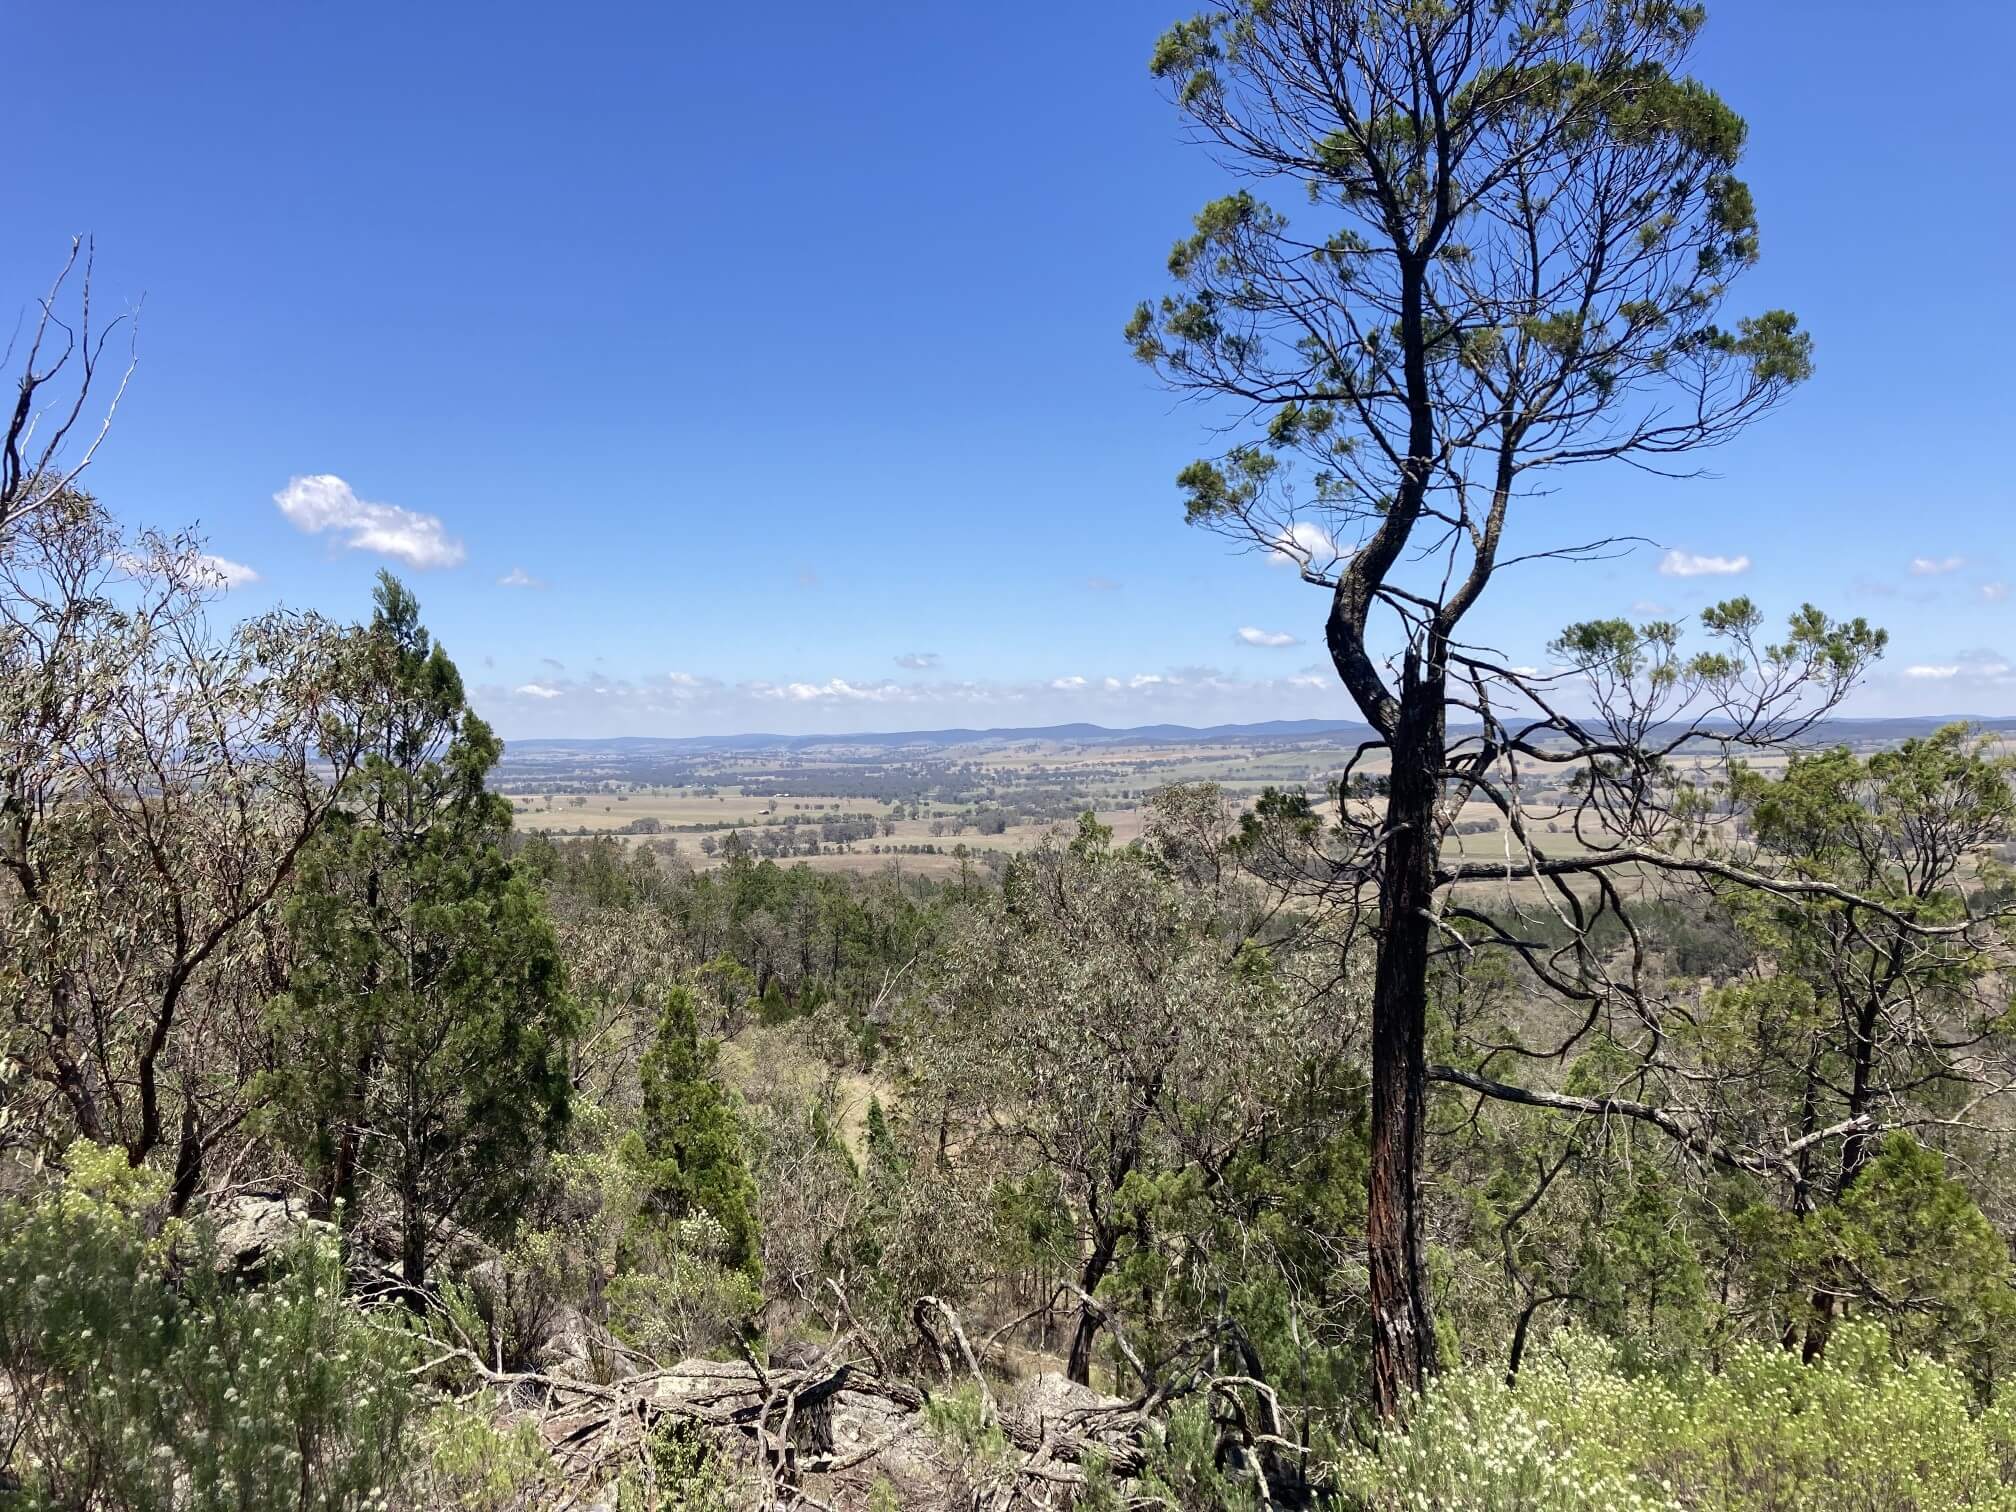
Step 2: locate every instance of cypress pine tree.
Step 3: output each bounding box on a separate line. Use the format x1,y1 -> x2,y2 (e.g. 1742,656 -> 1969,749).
627,986 -> 761,1281
267,573 -> 577,1290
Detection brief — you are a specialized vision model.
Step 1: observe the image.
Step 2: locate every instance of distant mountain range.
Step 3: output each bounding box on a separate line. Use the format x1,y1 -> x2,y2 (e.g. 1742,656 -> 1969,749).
503,714 -> 2015,757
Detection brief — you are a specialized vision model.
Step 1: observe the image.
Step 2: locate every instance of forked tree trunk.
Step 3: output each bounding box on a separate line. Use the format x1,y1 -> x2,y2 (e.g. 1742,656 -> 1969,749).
1366,673 -> 1443,1419
1065,1228 -> 1120,1387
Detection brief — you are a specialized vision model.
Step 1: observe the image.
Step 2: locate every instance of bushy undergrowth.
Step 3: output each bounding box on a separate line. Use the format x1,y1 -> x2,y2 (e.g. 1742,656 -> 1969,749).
0,1143 -> 421,1510
1342,1323 -> 2016,1512
0,1145 -> 585,1511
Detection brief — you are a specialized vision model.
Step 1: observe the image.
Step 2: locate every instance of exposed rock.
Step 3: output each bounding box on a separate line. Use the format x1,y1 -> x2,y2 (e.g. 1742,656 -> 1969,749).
207,1193 -> 332,1276
1004,1369 -> 1126,1429
527,1305 -> 605,1377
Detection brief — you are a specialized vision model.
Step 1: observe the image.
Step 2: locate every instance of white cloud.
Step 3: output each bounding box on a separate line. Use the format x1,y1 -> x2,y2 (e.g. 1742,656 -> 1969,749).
1237,626 -> 1301,648
273,474 -> 465,568
758,678 -> 911,704
1956,648 -> 2014,680
1271,521 -> 1339,568
498,567 -> 545,589
894,652 -> 940,670
1910,555 -> 1967,576
1983,582 -> 2010,603
1658,549 -> 1750,578
1050,675 -> 1088,690
1086,576 -> 1121,592
515,683 -> 564,699
197,554 -> 260,589
1903,648 -> 2013,686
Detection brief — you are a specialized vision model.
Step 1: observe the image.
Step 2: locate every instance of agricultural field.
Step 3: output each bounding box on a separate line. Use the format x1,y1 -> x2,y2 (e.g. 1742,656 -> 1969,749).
495,716 -> 2012,882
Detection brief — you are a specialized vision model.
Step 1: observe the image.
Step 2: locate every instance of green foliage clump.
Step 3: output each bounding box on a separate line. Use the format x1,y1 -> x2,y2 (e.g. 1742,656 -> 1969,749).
920,1382 -> 1010,1464
0,1143 -> 419,1509
604,987 -> 764,1358
1736,1133 -> 2016,1374
612,1420 -> 739,1511
1345,1323 -> 2016,1512
417,1392 -> 558,1509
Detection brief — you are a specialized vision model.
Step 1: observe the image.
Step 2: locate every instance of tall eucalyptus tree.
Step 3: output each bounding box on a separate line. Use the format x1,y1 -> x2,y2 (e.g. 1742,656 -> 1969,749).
1132,1 -> 1885,1413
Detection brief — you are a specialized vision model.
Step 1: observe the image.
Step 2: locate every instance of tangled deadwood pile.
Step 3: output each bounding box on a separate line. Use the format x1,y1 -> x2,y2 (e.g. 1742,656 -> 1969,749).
412,1300 -> 1316,1510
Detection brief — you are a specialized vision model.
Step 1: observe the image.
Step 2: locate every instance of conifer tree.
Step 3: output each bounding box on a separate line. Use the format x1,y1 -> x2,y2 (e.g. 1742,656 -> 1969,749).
267,573 -> 577,1290
626,986 -> 761,1281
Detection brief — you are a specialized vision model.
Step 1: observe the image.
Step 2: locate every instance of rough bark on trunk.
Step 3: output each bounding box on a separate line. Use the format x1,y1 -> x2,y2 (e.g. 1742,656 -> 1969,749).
168,1098 -> 203,1217
1366,674 -> 1442,1420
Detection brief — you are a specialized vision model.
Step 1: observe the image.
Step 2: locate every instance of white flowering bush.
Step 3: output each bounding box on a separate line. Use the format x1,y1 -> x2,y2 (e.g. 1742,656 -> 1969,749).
1342,1323 -> 2016,1511
1658,1324 -> 2016,1511
0,1142 -> 421,1509
1339,1330 -> 1681,1512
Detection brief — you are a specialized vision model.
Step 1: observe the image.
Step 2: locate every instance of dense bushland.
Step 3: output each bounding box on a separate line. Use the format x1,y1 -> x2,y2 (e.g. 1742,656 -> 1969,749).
6,2 -> 2016,1505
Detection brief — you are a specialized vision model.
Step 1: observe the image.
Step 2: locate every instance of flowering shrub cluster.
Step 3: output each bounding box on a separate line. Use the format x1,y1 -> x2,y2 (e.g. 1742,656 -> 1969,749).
0,1143 -> 419,1509
1343,1324 -> 2016,1511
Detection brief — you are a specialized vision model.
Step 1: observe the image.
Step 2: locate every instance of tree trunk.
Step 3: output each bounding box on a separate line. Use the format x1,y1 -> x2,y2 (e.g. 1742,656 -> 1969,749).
1367,673 -> 1442,1420
400,1167 -> 427,1293
1065,1228 -> 1120,1387
317,1042 -> 376,1222
168,1097 -> 204,1217
1804,990 -> 1887,1361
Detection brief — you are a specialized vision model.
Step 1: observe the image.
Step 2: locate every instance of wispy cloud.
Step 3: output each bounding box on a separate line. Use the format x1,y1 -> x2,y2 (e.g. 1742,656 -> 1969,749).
1086,576 -> 1121,592
499,567 -> 546,589
1910,554 -> 1967,576
1237,626 -> 1301,648
273,474 -> 465,568
197,554 -> 260,589
1904,649 -> 2012,683
1983,582 -> 2010,603
894,652 -> 940,670
1658,549 -> 1750,578
477,664 -> 1355,736
541,657 -> 566,673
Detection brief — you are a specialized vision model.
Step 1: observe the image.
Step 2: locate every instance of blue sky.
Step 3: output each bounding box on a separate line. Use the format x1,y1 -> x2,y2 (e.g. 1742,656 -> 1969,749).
11,1 -> 2012,736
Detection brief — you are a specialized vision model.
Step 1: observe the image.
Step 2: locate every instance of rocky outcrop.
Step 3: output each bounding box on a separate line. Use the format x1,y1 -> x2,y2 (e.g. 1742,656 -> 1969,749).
206,1193 -> 333,1277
